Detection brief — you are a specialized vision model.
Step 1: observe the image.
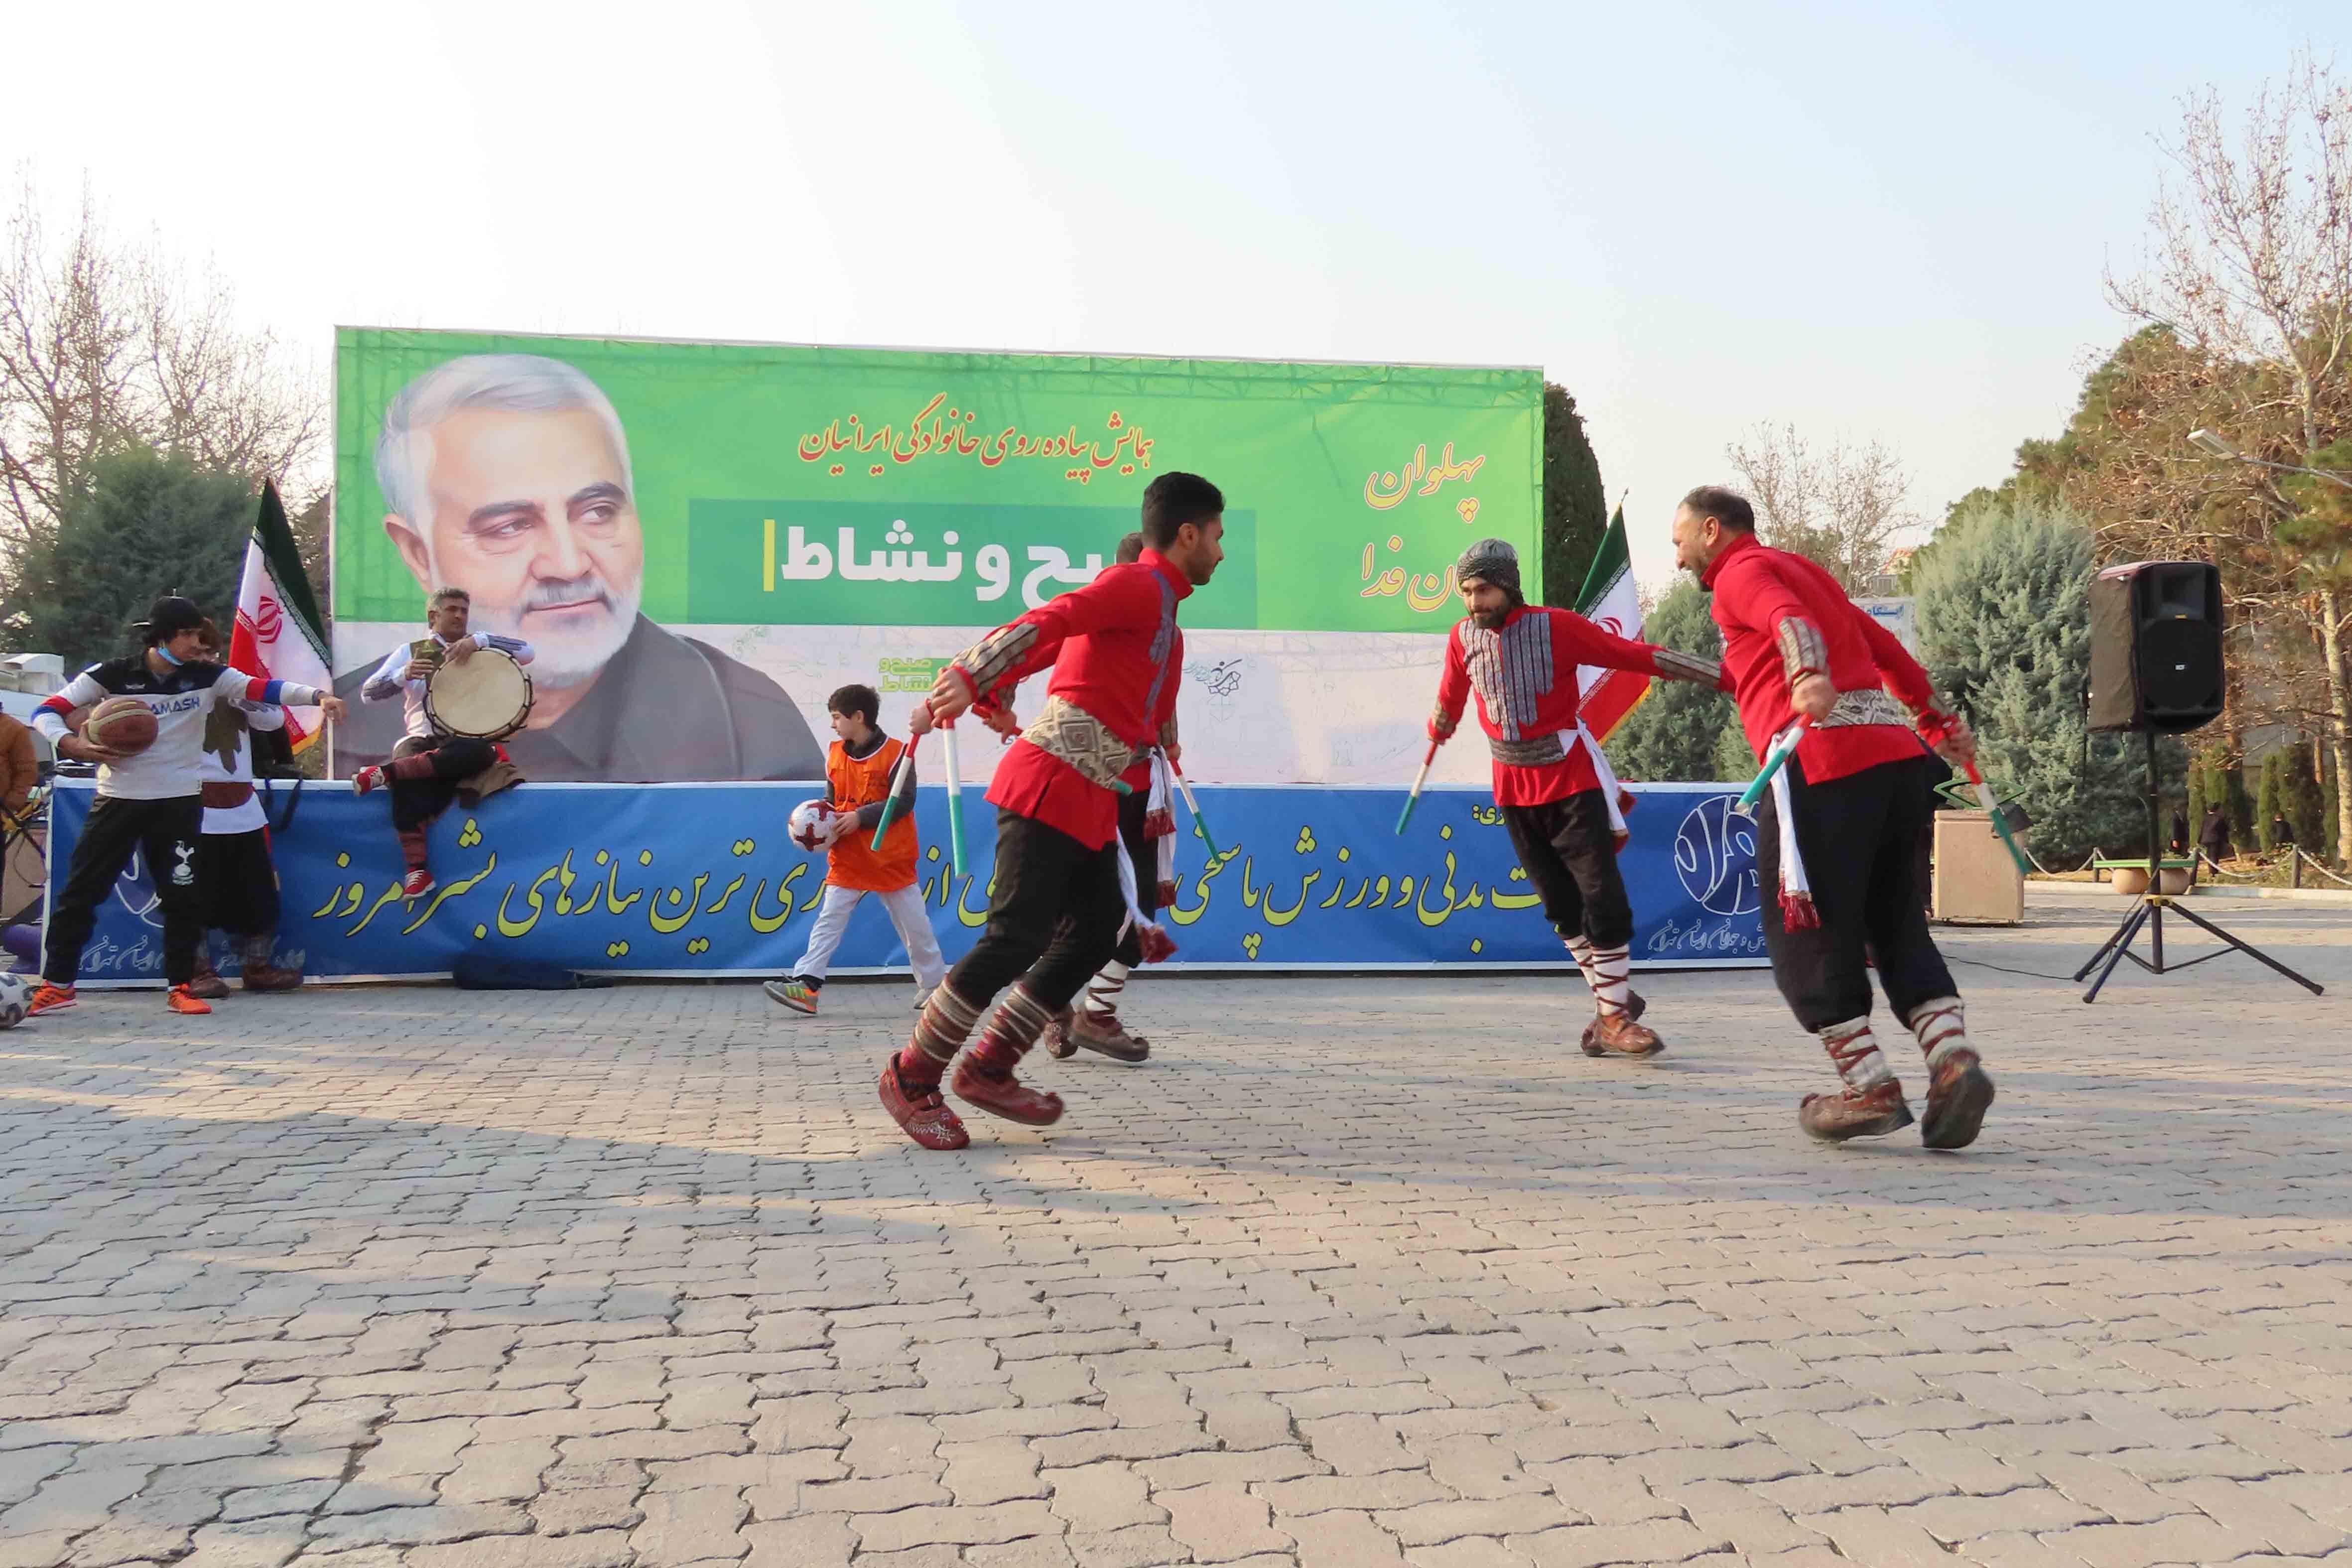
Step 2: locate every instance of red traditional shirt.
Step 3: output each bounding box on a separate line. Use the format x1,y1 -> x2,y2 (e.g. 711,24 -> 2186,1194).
1703,532 -> 1943,784
1433,604 -> 1726,808
953,549 -> 1189,851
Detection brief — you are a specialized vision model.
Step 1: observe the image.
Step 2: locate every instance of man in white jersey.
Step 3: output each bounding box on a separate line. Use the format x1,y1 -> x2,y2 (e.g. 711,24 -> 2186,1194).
31,596 -> 346,1016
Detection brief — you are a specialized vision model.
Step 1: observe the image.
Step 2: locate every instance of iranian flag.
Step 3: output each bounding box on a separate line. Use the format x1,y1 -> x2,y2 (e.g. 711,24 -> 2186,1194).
229,480 -> 332,752
1572,505 -> 1649,742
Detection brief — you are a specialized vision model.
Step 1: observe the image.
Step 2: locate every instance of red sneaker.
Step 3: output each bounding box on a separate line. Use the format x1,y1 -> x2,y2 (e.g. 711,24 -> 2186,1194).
951,1054 -> 1065,1126
879,1058 -> 969,1151
352,766 -> 385,796
28,983 -> 77,1015
402,868 -> 435,899
166,984 -> 213,1016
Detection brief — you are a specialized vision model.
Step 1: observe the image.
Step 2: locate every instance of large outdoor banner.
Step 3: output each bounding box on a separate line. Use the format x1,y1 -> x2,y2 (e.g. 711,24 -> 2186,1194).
49,781 -> 1765,984
332,329 -> 1542,786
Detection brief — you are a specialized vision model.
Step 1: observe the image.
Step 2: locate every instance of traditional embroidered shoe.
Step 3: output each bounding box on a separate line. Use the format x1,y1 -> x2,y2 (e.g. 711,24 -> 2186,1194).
1042,1007 -> 1077,1059
27,983 -> 77,1015
401,868 -> 435,900
1580,990 -> 1648,1055
879,1058 -> 968,1151
763,979 -> 818,1014
1585,1010 -> 1664,1057
185,957 -> 233,1000
352,766 -> 385,795
951,1055 -> 1065,1126
241,962 -> 303,993
166,984 -> 214,1016
1068,1010 -> 1150,1062
1921,1048 -> 1996,1151
1799,1080 -> 1914,1142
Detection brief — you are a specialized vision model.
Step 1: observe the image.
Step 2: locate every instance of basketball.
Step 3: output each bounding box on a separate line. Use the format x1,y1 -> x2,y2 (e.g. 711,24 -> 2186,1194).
787,799 -> 837,852
85,696 -> 159,757
0,972 -> 28,1030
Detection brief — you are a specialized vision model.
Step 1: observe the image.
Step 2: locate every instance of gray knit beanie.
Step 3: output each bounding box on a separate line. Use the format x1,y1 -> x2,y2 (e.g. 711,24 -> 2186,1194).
1454,538 -> 1522,601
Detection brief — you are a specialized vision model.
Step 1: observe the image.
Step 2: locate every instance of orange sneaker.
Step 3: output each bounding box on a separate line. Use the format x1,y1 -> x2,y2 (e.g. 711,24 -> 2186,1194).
28,983 -> 77,1015
763,979 -> 818,1014
166,984 -> 213,1016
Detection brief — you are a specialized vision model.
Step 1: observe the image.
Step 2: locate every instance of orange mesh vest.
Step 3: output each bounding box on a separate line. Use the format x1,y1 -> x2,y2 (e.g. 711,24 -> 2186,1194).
826,735 -> 917,891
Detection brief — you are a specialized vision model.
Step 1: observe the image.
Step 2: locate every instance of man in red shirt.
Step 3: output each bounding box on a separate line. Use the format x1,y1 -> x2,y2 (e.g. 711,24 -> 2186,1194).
880,474 -> 1223,1151
1429,538 -> 1728,1056
1675,485 -> 1995,1149
1043,528 -> 1178,1066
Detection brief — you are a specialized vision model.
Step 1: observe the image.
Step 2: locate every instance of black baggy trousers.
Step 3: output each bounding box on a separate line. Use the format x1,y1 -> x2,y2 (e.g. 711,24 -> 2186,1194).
1757,753 -> 1957,1033
947,808 -> 1126,1012
46,794 -> 204,987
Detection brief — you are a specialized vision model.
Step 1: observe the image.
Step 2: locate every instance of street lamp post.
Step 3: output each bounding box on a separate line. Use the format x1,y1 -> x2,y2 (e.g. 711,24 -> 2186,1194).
2188,428 -> 2352,491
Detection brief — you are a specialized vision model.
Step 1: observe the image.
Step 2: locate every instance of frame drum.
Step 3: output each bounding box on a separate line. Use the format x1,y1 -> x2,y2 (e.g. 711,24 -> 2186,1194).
424,647 -> 533,740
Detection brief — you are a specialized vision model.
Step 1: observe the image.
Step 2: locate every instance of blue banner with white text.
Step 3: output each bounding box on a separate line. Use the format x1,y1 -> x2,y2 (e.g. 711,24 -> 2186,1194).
46,780 -> 1765,984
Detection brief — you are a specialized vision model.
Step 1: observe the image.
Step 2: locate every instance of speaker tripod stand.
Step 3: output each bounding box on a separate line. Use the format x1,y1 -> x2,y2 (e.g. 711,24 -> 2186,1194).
2074,730 -> 2325,1004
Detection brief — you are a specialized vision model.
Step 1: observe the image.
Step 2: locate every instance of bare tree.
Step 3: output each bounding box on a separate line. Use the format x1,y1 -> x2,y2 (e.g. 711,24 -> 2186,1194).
1723,422 -> 1916,593
141,263 -> 326,487
2106,53 -> 2352,860
0,172 -> 326,614
0,179 -> 145,550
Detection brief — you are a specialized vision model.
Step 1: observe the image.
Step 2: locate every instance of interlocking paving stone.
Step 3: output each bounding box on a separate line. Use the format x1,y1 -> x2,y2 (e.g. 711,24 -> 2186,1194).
3,884 -> 2348,1565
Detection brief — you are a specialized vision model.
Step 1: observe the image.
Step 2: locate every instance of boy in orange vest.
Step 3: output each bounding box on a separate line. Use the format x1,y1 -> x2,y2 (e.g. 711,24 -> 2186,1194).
765,684 -> 946,1015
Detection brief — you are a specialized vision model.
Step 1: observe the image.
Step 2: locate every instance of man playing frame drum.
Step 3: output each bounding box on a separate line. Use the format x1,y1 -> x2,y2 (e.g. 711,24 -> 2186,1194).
353,587 -> 532,898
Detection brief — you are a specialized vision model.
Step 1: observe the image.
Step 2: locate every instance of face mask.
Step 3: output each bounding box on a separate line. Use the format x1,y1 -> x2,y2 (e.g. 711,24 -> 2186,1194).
153,644 -> 184,667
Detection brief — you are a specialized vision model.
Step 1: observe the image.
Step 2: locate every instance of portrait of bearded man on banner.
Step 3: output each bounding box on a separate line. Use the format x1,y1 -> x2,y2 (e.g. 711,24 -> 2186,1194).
331,353 -> 824,782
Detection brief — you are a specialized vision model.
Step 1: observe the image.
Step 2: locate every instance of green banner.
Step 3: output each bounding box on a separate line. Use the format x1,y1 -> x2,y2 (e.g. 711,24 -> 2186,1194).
333,330 -> 1541,634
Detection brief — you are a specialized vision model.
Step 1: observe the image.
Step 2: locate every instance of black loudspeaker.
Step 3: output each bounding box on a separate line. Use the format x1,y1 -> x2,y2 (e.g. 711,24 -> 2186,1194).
2087,561 -> 2223,733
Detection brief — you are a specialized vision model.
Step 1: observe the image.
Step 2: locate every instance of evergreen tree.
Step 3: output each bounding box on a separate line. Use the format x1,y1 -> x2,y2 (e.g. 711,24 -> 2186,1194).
1912,495 -> 2157,861
1539,382 -> 1608,607
1603,581 -> 1740,781
2325,747 -> 2342,862
0,448 -> 253,674
1713,714 -> 1757,784
2222,762 -> 2256,847
2257,752 -> 2286,847
2280,741 -> 2324,849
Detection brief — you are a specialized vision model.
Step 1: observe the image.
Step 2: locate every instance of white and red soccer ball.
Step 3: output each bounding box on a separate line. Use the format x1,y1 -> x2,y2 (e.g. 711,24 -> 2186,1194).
787,799 -> 838,852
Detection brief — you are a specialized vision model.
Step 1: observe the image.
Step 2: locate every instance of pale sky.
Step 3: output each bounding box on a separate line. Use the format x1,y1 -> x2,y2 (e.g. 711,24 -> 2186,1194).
5,0 -> 2341,592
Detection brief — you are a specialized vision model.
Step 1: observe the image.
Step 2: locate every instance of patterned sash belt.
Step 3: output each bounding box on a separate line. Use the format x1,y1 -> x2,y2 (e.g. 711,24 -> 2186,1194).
1023,696 -> 1141,788
1815,688 -> 1913,729
1487,731 -> 1569,767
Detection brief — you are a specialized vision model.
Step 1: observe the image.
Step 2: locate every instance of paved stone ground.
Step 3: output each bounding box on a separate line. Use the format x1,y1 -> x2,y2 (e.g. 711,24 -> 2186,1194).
3,885 -> 2349,1568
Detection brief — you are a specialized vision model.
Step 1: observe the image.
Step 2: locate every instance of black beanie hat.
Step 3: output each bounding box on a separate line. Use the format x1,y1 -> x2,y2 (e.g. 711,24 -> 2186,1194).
138,595 -> 207,647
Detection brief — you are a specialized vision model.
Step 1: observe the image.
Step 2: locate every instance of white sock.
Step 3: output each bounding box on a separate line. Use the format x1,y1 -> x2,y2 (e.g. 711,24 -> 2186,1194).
1565,935 -> 1601,992
1588,945 -> 1632,1018
1083,960 -> 1131,1019
1904,997 -> 1969,1068
1820,1016 -> 1893,1089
